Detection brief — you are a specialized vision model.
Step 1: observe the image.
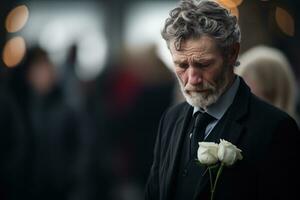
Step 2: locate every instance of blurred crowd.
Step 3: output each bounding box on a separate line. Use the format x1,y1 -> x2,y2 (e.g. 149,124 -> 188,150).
0,44 -> 175,200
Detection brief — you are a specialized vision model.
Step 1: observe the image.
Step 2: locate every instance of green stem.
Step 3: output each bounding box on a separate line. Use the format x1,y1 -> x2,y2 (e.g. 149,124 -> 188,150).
208,167 -> 213,193
211,163 -> 225,200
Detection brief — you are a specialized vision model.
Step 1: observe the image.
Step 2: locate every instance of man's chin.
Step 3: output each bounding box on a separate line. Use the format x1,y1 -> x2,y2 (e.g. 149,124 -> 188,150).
183,93 -> 215,108
187,91 -> 210,100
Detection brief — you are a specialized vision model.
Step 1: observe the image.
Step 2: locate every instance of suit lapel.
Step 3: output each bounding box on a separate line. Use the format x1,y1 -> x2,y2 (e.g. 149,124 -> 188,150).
221,79 -> 250,145
164,103 -> 193,200
193,78 -> 251,199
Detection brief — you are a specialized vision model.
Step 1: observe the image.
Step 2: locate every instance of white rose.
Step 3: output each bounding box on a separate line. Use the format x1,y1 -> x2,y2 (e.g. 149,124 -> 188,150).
218,139 -> 243,166
197,142 -> 219,165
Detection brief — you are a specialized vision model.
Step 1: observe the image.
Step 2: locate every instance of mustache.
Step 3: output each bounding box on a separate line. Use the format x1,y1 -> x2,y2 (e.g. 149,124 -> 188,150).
184,82 -> 215,91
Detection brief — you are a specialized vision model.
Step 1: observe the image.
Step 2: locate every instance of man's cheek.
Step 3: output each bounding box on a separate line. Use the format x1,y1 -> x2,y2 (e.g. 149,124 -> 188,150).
178,74 -> 187,85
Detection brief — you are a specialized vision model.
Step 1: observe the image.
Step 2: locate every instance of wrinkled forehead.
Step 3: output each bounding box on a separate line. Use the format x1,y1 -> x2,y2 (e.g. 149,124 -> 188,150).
169,36 -> 222,57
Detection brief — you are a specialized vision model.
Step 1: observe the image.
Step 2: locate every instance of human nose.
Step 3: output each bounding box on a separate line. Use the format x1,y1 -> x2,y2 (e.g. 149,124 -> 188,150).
188,66 -> 202,85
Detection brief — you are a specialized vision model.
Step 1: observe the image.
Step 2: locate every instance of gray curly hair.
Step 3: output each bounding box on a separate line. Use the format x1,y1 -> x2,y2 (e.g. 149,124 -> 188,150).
162,0 -> 241,56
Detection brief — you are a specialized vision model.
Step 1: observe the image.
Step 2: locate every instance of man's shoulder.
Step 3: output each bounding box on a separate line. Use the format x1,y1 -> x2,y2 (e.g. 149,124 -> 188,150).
157,101 -> 192,130
164,101 -> 191,118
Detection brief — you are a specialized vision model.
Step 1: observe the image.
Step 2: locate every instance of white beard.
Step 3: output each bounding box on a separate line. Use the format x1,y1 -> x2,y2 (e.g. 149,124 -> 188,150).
176,75 -> 227,109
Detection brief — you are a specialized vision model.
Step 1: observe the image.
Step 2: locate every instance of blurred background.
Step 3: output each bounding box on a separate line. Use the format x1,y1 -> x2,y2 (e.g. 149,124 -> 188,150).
0,0 -> 299,199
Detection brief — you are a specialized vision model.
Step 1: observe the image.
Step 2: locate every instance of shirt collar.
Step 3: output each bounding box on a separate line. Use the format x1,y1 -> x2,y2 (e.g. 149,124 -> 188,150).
193,76 -> 240,120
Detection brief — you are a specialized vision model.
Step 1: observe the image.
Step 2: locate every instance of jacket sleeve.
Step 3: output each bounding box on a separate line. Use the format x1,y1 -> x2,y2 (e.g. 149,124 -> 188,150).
258,116 -> 300,200
145,111 -> 167,200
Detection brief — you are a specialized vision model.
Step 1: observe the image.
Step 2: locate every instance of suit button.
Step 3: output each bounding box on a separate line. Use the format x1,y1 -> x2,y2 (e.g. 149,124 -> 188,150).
183,169 -> 188,176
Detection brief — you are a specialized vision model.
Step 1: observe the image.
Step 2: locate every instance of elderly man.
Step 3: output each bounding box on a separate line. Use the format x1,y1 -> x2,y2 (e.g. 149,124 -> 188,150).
145,0 -> 300,200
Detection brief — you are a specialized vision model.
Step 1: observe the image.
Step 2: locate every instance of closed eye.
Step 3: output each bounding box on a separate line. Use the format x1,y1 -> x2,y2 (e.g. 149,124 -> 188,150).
193,61 -> 213,69
176,62 -> 189,69
196,63 -> 210,68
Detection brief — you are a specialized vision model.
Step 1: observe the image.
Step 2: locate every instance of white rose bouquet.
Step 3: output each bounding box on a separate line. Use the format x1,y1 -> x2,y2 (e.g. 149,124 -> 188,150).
197,139 -> 243,200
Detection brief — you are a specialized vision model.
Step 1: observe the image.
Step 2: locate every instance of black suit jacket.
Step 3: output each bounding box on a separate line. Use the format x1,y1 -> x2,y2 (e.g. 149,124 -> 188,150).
145,78 -> 300,200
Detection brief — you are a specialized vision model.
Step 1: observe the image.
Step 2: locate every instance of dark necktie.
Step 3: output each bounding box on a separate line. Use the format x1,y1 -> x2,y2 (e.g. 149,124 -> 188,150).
191,112 -> 215,157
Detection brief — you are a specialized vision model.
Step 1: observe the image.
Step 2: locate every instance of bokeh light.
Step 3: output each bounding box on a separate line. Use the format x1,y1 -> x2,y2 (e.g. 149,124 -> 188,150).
22,1 -> 107,80
275,7 -> 295,37
231,0 -> 243,6
5,5 -> 29,33
216,0 -> 242,18
2,36 -> 26,68
39,20 -> 69,52
229,6 -> 239,19
218,0 -> 243,7
125,2 -> 176,71
76,32 -> 107,81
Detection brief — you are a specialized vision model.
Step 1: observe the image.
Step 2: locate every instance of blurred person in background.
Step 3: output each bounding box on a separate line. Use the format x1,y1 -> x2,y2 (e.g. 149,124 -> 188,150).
0,86 -> 27,200
145,0 -> 300,200
94,44 -> 174,200
235,45 -> 299,125
60,44 -> 84,112
22,46 -> 80,200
